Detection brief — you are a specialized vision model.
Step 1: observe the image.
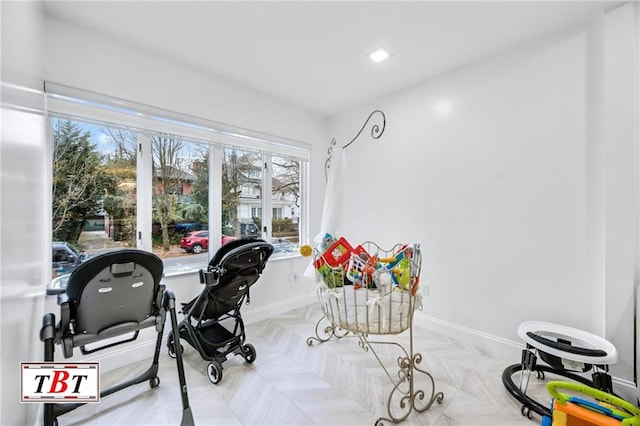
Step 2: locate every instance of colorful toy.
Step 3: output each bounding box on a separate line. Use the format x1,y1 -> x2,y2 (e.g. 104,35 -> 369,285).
378,246 -> 412,289
346,248 -> 374,288
393,257 -> 411,290
543,381 -> 640,426
314,237 -> 355,269
318,264 -> 344,289
313,238 -> 421,293
411,276 -> 420,296
346,253 -> 367,283
319,233 -> 338,252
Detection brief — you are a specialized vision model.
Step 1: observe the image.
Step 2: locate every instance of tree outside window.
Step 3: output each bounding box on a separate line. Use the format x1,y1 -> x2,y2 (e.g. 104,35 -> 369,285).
52,119 -> 136,249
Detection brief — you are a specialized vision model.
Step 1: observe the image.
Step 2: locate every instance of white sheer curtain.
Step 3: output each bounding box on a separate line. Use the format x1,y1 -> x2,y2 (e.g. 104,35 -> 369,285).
304,146 -> 348,277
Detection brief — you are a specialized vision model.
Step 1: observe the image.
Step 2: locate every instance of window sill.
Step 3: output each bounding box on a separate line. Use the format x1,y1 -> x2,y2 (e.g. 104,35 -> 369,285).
45,252 -> 305,295
162,252 -> 303,279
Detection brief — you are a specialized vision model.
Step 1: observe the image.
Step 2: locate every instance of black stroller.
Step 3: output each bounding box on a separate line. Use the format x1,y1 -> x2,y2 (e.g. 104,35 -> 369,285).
167,239 -> 274,384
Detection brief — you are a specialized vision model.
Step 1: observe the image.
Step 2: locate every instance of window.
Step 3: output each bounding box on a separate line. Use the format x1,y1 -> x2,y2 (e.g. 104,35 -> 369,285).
269,155 -> 301,255
51,118 -> 137,281
151,133 -> 209,255
47,84 -> 309,280
251,207 -> 262,219
222,147 -> 262,239
248,168 -> 261,179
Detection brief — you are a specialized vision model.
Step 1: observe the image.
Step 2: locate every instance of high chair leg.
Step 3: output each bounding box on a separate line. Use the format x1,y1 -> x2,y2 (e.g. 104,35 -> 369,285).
164,290 -> 194,426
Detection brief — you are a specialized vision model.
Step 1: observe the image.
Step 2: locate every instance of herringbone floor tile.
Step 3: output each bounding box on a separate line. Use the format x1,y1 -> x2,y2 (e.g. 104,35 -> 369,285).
52,304 -> 548,425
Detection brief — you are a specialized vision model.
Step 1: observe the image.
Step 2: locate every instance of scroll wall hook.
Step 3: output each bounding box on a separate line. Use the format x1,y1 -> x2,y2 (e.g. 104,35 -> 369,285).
325,109 -> 386,181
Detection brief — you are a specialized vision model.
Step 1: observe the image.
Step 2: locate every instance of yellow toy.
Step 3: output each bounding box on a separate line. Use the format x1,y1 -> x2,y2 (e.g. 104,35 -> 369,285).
299,244 -> 313,257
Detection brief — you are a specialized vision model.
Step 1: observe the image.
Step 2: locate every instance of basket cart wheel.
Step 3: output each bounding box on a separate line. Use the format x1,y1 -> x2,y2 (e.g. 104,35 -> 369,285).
207,361 -> 223,385
242,343 -> 257,364
167,333 -> 184,359
149,376 -> 160,388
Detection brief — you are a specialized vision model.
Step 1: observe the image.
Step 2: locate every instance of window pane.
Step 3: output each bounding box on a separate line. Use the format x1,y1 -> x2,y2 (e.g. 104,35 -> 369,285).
151,134 -> 210,267
51,118 -> 137,278
271,155 -> 301,258
221,147 -> 263,241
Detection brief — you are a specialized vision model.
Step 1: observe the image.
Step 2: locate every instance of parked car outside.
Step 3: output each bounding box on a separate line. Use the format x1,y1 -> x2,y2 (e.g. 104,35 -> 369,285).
221,234 -> 237,246
221,222 -> 260,239
180,231 -> 237,254
52,241 -> 89,277
240,222 -> 260,239
175,222 -> 203,233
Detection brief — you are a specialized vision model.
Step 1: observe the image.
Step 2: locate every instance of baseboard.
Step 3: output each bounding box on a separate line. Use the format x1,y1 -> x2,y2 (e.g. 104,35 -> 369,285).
413,312 -> 524,361
413,312 -> 639,403
612,377 -> 639,405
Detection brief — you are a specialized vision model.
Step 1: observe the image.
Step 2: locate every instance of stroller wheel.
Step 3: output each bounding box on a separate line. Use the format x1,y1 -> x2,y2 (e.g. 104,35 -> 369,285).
243,343 -> 257,364
149,377 -> 160,388
167,334 -> 184,359
207,361 -> 223,384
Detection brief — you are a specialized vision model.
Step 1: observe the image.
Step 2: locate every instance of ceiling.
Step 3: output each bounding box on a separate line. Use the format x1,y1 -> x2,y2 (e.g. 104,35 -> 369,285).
43,1 -> 620,117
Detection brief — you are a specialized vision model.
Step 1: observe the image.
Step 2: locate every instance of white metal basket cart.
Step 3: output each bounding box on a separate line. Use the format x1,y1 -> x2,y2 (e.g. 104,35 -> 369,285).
306,239 -> 444,425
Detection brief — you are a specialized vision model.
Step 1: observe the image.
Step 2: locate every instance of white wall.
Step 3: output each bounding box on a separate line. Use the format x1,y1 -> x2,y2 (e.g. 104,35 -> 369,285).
329,3 -> 639,386
600,1 -> 639,385
1,2 -> 47,425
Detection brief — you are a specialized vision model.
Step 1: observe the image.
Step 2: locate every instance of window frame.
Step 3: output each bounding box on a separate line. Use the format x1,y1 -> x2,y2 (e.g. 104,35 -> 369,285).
46,84 -> 310,276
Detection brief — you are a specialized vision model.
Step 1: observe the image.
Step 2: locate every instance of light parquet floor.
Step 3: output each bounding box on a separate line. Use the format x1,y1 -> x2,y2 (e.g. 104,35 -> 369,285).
54,304 -> 553,425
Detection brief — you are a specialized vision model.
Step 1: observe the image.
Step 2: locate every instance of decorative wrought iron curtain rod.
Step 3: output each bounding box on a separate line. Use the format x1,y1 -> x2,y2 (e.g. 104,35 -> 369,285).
325,109 -> 386,181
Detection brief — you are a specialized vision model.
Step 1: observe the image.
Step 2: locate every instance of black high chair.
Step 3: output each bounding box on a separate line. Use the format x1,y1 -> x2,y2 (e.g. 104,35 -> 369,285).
40,249 -> 194,426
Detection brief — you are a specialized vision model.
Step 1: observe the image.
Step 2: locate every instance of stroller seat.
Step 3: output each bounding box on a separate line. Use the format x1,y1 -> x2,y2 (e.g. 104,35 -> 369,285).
168,239 -> 274,384
40,249 -> 194,426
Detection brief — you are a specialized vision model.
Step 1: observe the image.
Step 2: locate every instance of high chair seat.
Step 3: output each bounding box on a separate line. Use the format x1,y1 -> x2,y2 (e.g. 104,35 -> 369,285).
41,249 -> 194,426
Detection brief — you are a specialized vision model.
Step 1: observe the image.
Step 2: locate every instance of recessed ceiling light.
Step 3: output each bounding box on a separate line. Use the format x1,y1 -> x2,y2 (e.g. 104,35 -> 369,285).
369,48 -> 390,63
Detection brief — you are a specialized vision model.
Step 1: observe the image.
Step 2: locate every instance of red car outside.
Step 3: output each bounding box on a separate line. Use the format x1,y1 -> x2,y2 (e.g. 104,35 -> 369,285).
180,231 -> 236,254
